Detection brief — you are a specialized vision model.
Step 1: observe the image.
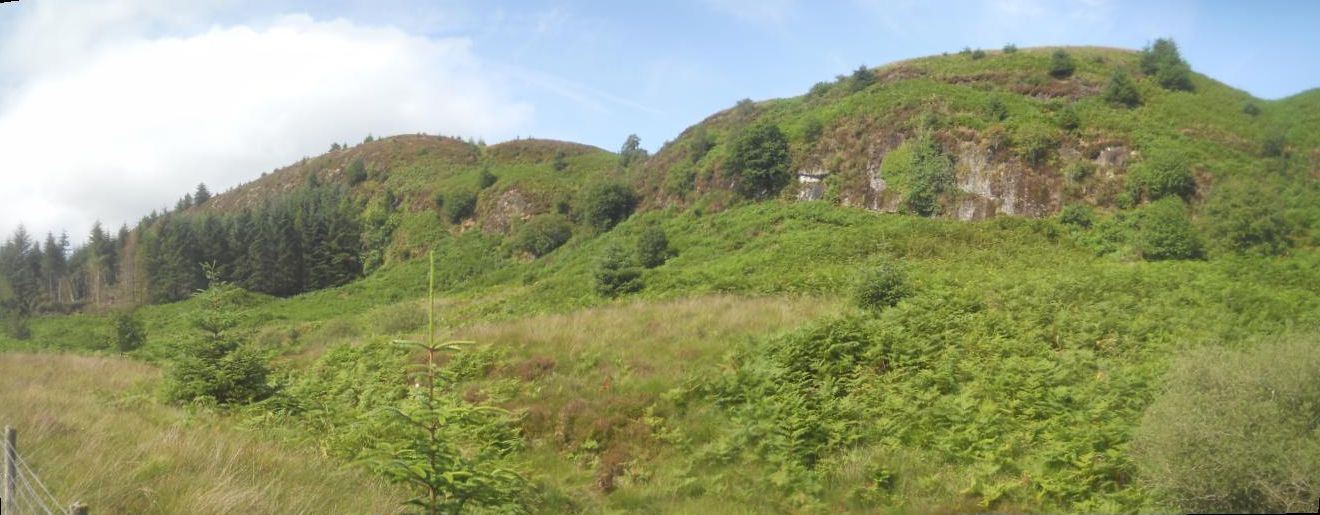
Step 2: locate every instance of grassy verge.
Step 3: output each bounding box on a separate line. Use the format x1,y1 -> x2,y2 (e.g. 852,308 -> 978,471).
0,352 -> 406,514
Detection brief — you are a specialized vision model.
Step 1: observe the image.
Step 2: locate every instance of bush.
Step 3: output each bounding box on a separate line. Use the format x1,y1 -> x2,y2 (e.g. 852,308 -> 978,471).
687,126 -> 715,163
4,312 -> 30,340
1058,204 -> 1095,228
849,65 -> 875,92
510,214 -> 573,257
477,166 -> 497,189
801,116 -> 825,144
1134,197 -> 1202,260
1057,105 -> 1080,131
970,48 -> 986,60
1103,71 -> 1141,107
576,182 -> 639,232
593,243 -> 642,297
1016,123 -> 1058,166
552,150 -> 568,172
442,189 -> 477,223
166,280 -> 270,405
1242,102 -> 1261,116
619,134 -> 648,169
883,133 -> 954,217
1129,151 -> 1194,201
346,158 -> 368,185
852,262 -> 912,311
986,97 -> 1008,121
1202,179 -> 1293,256
1133,339 -> 1320,513
110,312 -> 146,353
1139,38 -> 1193,91
1063,160 -> 1094,183
727,122 -> 792,199
1262,131 -> 1287,157
636,225 -> 671,268
1048,49 -> 1075,78
1002,43 -> 1018,54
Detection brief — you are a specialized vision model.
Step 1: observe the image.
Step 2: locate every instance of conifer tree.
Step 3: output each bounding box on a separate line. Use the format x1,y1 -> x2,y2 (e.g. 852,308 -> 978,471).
194,183 -> 212,205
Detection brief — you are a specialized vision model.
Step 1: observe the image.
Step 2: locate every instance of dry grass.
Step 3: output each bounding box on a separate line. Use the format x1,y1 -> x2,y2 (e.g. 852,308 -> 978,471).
453,294 -> 838,372
0,352 -> 407,514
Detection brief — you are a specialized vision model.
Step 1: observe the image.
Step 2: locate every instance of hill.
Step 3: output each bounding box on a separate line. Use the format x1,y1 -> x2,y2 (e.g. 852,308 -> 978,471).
2,43 -> 1320,513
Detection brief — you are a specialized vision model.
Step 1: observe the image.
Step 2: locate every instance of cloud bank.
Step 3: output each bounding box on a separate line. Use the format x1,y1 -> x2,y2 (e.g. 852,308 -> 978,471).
0,1 -> 532,242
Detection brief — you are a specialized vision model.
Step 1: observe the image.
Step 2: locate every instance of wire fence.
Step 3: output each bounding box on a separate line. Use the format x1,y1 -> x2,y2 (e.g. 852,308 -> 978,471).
4,426 -> 84,515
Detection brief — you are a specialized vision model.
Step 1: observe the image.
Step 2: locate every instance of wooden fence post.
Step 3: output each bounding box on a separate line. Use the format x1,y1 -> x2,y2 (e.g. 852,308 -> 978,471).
4,426 -> 15,515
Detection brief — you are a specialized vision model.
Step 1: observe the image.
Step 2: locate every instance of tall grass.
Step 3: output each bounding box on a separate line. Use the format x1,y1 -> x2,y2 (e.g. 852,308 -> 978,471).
0,352 -> 406,514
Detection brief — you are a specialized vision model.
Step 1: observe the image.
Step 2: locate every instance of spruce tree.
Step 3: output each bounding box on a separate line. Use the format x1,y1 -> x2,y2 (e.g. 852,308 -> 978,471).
195,183 -> 212,205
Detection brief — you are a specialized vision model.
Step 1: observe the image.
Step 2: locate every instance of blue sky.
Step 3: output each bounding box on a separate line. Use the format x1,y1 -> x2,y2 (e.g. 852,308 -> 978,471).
0,0 -> 1317,240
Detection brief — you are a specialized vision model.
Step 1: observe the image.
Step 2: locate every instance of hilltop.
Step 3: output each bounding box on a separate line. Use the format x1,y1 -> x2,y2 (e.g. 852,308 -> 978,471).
190,45 -> 1315,261
2,42 -> 1319,514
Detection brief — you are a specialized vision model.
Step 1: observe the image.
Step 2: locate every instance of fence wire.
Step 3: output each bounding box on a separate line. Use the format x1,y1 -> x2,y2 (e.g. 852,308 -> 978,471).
4,435 -> 71,515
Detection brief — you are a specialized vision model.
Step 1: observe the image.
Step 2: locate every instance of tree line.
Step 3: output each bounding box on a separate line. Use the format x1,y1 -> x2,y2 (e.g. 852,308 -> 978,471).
0,181 -> 363,337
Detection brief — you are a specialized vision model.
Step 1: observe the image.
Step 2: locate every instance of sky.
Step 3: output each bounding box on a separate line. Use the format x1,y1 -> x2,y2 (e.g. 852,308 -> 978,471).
1,0 -> 1317,243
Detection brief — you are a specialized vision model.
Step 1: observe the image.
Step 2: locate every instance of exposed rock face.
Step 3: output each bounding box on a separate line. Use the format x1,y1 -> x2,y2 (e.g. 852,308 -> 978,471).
1096,146 -> 1131,170
951,142 -> 1059,219
481,188 -> 532,233
796,169 -> 829,201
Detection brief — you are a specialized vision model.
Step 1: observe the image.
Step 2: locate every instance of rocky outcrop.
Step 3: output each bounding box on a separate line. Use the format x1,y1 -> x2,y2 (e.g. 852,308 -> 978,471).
481,188 -> 533,233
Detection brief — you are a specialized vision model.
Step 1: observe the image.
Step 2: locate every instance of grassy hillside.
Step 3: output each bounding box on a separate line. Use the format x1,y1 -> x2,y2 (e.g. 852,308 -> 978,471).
3,44 -> 1320,513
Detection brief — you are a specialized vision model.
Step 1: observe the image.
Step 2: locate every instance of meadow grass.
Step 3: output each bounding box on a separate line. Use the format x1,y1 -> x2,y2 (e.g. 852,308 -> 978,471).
0,352 -> 407,514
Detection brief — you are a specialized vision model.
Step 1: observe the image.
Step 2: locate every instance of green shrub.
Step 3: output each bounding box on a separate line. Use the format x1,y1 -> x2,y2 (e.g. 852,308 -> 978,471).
1103,71 -> 1141,107
510,214 -> 573,258
1048,49 -> 1075,78
727,122 -> 792,199
552,149 -> 568,172
987,97 -> 1008,121
1063,160 -> 1094,183
1057,105 -> 1080,131
576,182 -> 639,232
477,166 -> 497,189
687,126 -> 715,163
593,243 -> 642,297
1058,204 -> 1095,228
346,158 -> 368,185
970,48 -> 986,60
665,164 -> 697,197
1002,43 -> 1018,54
4,312 -> 30,340
619,134 -> 648,168
1016,123 -> 1058,166
636,225 -> 671,268
1129,151 -> 1194,201
852,262 -> 912,311
809,81 -> 832,97
1133,338 -> 1320,513
1242,102 -> 1261,117
1262,131 -> 1287,157
1135,197 -> 1202,260
802,116 -> 825,144
442,189 -> 477,223
1139,38 -> 1193,91
884,133 -> 954,217
110,312 -> 146,353
166,280 -> 271,405
849,65 -> 875,92
1202,180 -> 1293,256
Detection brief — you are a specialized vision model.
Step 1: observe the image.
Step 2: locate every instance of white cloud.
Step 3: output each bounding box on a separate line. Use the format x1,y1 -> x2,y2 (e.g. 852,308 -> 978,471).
0,1 -> 532,242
